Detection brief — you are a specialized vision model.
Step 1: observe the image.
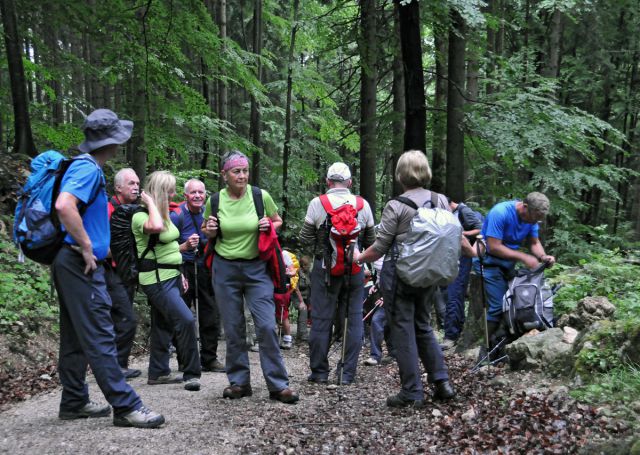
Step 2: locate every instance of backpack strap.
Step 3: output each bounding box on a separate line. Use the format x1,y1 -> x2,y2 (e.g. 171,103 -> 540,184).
251,185 -> 265,219
210,192 -> 221,240
319,194 -> 334,215
430,191 -> 440,209
173,202 -> 186,233
394,196 -> 418,210
354,195 -> 365,212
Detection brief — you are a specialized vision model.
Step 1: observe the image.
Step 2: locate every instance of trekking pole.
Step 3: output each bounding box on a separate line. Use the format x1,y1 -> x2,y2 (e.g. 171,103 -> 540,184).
362,298 -> 383,322
475,235 -> 493,376
193,247 -> 201,354
278,303 -> 284,346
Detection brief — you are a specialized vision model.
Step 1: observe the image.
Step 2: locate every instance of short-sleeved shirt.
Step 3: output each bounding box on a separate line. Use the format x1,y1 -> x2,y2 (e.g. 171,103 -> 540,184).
170,202 -> 208,264
131,212 -> 183,285
60,155 -> 109,260
203,185 -> 277,261
482,200 -> 539,252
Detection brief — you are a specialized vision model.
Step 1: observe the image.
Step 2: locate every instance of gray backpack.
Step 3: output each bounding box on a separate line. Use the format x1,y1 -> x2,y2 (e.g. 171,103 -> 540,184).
394,192 -> 462,288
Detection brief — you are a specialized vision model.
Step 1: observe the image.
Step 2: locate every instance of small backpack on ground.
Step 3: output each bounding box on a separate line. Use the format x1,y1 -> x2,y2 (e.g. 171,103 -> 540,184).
319,194 -> 365,277
14,151 -> 103,265
394,191 -> 462,288
502,264 -> 554,337
110,204 -> 180,285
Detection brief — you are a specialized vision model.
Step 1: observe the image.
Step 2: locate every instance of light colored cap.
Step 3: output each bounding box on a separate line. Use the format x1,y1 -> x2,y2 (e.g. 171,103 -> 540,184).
327,162 -> 351,181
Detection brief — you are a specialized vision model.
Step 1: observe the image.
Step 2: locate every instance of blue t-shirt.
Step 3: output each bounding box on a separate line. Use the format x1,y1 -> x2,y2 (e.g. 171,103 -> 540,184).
482,200 -> 539,252
170,202 -> 208,263
60,155 -> 109,260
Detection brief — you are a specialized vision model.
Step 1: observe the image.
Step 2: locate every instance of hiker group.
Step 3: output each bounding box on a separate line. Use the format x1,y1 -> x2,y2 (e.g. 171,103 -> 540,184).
13,109 -> 555,428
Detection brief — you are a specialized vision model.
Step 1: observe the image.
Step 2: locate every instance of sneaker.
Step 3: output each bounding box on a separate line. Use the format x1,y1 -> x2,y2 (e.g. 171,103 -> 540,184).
113,406 -> 165,429
269,388 -> 299,404
386,394 -> 425,409
307,376 -> 328,385
184,378 -> 201,391
280,340 -> 292,350
440,338 -> 457,351
223,384 -> 253,399
202,359 -> 226,373
433,380 -> 456,400
121,368 -> 142,379
250,344 -> 260,352
147,374 -> 182,385
364,357 -> 379,366
59,401 -> 111,420
380,355 -> 395,365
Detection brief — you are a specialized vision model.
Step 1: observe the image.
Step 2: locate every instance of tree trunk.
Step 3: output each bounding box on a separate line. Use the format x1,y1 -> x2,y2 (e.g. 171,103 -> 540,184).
217,0 -> 228,183
359,0 -> 377,215
391,3 -> 405,198
543,9 -> 563,79
445,10 -> 466,202
130,72 -> 147,183
1,0 -> 37,156
395,0 -> 425,153
282,0 -> 300,231
250,0 -> 263,186
200,56 -> 211,170
431,32 -> 447,193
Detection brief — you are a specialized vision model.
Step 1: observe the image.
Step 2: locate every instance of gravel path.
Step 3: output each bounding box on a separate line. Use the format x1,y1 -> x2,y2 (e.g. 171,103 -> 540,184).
0,342 -> 312,455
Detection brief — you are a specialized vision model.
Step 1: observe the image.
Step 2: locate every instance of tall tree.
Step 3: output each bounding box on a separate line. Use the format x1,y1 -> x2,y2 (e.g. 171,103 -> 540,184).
395,0 -> 426,153
1,0 -> 36,156
359,0 -> 377,213
445,9 -> 466,202
391,3 -> 405,197
431,31 -> 447,193
250,0 -> 263,186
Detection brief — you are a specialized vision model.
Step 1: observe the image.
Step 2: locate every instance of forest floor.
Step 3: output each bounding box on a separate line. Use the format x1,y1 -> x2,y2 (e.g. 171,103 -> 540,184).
0,334 -> 634,455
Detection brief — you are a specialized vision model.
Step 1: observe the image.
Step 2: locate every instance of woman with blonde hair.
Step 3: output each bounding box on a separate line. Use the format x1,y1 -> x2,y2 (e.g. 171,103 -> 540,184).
355,150 -> 456,408
132,170 -> 201,391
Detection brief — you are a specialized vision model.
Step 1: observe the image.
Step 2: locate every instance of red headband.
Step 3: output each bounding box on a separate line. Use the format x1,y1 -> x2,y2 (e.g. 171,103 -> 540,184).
223,157 -> 249,171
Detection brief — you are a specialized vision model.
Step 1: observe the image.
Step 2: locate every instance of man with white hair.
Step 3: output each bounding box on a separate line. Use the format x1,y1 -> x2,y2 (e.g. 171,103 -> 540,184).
170,179 -> 224,373
299,162 -> 375,385
106,168 -> 141,379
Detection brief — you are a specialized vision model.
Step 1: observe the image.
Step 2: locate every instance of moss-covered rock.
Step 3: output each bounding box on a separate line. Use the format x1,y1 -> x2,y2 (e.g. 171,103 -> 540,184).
573,320 -> 640,375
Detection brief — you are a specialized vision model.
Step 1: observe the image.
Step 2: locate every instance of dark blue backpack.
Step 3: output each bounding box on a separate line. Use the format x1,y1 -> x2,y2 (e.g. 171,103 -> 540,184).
13,151 -> 101,265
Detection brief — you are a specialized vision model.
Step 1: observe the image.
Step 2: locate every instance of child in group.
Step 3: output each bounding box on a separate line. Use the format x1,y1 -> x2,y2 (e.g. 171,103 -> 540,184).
277,250 -> 306,349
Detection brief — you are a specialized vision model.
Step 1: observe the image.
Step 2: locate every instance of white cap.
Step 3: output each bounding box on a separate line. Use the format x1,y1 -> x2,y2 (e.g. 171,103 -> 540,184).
327,162 -> 351,182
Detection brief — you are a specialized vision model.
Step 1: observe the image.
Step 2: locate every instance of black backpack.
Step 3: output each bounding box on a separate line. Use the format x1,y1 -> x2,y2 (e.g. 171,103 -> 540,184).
502,263 -> 554,337
110,204 -> 180,284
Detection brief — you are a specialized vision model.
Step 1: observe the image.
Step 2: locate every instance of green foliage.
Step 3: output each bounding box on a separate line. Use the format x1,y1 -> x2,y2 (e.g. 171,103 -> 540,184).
549,249 -> 640,320
0,226 -> 58,332
570,364 -> 640,408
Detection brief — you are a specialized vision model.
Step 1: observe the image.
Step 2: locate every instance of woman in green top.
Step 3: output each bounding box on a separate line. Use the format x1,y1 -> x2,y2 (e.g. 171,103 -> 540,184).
132,171 -> 201,391
203,151 -> 298,404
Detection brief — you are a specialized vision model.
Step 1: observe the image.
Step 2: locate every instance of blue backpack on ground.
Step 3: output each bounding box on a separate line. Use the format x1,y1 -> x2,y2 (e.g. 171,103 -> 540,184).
13,150 -> 100,265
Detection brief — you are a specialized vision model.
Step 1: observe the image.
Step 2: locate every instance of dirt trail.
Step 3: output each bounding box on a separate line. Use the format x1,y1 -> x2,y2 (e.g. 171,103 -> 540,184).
0,342 -> 629,454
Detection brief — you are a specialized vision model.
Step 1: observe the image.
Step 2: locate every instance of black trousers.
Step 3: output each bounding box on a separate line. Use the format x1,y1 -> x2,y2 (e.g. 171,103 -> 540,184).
181,261 -> 221,366
105,264 -> 137,369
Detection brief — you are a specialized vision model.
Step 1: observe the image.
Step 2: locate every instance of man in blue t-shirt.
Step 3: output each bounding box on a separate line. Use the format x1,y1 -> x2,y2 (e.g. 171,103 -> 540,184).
170,179 -> 224,373
53,109 -> 164,428
473,192 -> 556,341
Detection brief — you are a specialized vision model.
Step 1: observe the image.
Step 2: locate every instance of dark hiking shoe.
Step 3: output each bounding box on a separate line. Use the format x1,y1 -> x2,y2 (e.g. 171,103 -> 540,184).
113,406 -> 165,429
147,374 -> 182,385
269,388 -> 299,404
386,394 -> 426,409
202,359 -> 226,373
307,376 -> 328,384
59,401 -> 111,420
223,384 -> 253,399
440,338 -> 457,351
184,378 -> 201,391
121,368 -> 142,379
433,380 -> 456,400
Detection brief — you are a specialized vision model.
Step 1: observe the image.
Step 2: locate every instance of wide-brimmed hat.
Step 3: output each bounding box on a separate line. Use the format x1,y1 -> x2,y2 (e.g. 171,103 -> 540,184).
327,162 -> 351,181
78,109 -> 133,153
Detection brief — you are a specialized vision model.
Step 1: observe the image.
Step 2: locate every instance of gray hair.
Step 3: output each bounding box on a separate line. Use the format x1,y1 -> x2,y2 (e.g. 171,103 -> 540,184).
114,168 -> 137,188
524,192 -> 550,215
184,178 -> 205,193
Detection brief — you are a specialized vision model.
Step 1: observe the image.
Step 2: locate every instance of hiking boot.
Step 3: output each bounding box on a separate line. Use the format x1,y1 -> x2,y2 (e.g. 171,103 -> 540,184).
59,401 -> 111,420
147,374 -> 182,385
223,384 -> 253,399
386,394 -> 425,409
184,378 -> 201,391
380,355 -> 395,365
121,368 -> 142,379
364,357 -> 379,366
202,359 -> 226,373
440,338 -> 457,351
433,380 -> 456,400
307,376 -> 328,385
269,388 -> 299,404
113,406 -> 165,429
280,340 -> 292,350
